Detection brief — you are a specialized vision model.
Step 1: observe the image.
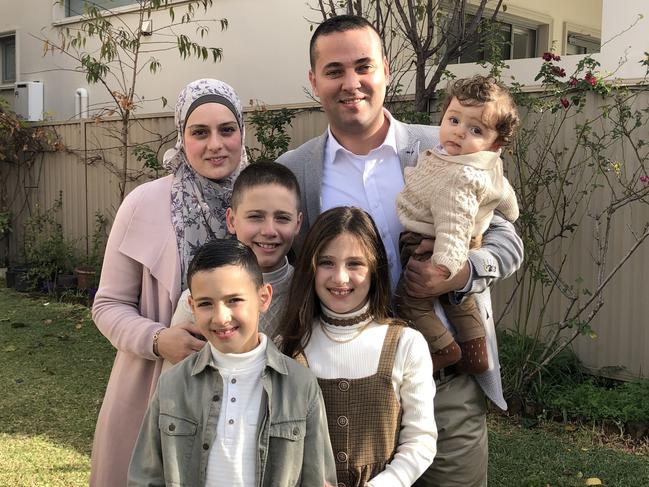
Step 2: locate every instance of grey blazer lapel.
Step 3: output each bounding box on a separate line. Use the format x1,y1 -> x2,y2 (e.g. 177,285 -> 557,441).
393,119 -> 420,172
304,133 -> 327,229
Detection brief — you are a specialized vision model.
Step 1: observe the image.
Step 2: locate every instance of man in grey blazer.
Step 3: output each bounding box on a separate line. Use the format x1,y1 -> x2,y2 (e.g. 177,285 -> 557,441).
278,15 -> 523,487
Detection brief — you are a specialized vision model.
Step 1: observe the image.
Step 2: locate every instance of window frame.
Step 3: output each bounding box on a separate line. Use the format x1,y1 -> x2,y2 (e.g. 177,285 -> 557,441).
0,33 -> 17,88
65,0 -> 138,18
53,0 -> 141,24
563,22 -> 601,56
443,4 -> 552,66
454,17 -> 539,65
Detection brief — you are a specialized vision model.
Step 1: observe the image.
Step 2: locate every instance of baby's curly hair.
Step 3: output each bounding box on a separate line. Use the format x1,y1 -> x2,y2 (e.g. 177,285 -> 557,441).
441,75 -> 519,146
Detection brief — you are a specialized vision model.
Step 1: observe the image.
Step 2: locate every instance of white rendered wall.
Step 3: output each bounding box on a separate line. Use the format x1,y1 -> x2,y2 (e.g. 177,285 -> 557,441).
0,0 -> 317,120
0,0 -> 646,121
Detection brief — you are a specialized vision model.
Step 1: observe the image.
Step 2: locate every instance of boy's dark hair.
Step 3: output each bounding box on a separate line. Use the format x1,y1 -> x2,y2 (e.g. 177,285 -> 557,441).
187,238 -> 263,290
441,75 -> 520,146
230,161 -> 301,211
309,15 -> 383,68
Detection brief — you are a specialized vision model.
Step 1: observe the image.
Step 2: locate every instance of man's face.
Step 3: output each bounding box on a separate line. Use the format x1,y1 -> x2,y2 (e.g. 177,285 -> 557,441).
189,265 -> 271,354
309,27 -> 389,140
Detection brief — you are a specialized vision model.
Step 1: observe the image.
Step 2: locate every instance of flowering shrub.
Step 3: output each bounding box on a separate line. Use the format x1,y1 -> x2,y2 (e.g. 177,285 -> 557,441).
0,99 -> 62,164
531,52 -> 610,111
498,52 -> 649,397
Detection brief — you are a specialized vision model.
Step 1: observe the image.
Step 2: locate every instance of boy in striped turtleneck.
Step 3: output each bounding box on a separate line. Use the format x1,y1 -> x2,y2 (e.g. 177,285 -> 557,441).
163,161 -> 303,372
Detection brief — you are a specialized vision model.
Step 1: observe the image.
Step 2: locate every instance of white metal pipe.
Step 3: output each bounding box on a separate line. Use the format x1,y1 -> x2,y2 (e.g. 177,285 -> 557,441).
75,87 -> 89,119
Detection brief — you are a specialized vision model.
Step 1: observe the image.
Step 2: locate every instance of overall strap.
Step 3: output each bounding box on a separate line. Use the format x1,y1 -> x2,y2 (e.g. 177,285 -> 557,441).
376,325 -> 404,377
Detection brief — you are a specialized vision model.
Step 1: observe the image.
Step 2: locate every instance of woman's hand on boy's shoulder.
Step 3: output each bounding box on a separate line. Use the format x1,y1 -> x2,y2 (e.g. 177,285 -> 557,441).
157,323 -> 205,364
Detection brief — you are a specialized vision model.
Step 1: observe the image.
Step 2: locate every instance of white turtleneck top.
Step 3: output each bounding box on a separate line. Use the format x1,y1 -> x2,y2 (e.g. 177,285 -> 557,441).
303,303 -> 437,487
205,333 -> 268,487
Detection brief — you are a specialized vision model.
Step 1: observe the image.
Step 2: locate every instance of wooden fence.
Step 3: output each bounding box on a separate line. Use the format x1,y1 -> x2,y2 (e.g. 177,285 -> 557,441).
2,94 -> 648,380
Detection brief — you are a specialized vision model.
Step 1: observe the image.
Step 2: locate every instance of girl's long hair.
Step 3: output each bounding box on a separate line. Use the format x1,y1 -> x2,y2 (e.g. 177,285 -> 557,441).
280,206 -> 393,358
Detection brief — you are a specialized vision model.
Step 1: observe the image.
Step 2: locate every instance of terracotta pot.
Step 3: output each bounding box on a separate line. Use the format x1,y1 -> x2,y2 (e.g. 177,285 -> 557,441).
75,266 -> 97,290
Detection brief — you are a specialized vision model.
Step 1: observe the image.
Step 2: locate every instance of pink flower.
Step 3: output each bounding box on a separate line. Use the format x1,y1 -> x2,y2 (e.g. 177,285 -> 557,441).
568,77 -> 578,87
640,175 -> 649,184
585,72 -> 597,86
560,98 -> 570,109
543,52 -> 561,62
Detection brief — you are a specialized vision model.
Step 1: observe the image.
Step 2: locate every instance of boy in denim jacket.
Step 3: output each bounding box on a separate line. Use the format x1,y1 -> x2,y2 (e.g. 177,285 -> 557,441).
128,238 -> 336,486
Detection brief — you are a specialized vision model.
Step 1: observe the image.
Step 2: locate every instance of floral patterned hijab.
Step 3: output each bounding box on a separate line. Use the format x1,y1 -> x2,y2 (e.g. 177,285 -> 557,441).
163,79 -> 247,290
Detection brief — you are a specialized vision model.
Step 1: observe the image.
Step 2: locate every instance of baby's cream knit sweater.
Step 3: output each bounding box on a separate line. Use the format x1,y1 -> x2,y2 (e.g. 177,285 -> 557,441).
396,147 -> 519,278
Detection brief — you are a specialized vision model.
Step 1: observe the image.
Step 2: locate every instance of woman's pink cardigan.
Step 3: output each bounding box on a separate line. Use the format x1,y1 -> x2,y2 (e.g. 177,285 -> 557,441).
90,175 -> 181,486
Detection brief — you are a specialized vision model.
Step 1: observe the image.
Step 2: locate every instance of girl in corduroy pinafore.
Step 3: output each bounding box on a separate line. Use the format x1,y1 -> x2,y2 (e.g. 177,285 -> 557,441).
280,206 -> 437,487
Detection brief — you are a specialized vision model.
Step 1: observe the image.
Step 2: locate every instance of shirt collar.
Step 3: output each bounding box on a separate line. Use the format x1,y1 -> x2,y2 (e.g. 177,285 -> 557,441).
324,108 -> 398,165
209,333 -> 268,371
191,333 -> 289,376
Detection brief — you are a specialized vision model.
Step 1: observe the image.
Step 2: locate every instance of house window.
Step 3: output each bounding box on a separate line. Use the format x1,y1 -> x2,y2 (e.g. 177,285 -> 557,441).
566,32 -> 600,55
65,0 -> 137,17
453,18 -> 538,64
0,35 -> 16,85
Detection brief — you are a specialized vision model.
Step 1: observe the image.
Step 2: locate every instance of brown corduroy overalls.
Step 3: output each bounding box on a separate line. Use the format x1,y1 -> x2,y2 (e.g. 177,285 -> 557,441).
305,325 -> 404,487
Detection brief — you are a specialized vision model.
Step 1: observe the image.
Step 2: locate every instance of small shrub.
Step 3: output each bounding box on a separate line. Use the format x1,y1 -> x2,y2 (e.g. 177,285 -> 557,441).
498,328 -> 586,403
0,210 -> 11,238
23,193 -> 77,290
87,211 -> 108,273
499,329 -> 649,427
246,105 -> 295,162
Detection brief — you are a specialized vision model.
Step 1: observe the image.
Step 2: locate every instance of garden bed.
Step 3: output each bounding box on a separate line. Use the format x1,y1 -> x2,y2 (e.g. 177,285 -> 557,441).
498,330 -> 649,443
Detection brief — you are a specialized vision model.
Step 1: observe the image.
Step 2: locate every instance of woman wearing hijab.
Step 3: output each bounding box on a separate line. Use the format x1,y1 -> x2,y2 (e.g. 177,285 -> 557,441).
89,79 -> 247,486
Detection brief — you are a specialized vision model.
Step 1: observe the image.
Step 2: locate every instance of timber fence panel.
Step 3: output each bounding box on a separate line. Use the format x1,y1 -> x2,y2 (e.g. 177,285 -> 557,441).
491,90 -> 649,380
3,99 -> 647,379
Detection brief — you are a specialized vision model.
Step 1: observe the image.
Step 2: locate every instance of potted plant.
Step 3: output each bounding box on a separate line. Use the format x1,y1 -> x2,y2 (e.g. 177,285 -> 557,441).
23,194 -> 77,293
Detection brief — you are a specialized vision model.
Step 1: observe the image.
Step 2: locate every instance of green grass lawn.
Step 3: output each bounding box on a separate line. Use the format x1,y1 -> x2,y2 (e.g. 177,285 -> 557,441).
1,286 -> 647,486
0,286 -> 114,486
488,415 -> 649,486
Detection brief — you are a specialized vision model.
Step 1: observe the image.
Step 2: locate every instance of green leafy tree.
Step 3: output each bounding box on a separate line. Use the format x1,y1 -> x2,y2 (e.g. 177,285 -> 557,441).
38,0 -> 228,201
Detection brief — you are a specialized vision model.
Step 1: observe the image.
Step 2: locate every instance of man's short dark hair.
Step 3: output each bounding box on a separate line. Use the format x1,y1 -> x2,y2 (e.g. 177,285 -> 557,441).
309,14 -> 382,68
230,161 -> 301,211
187,238 -> 263,290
